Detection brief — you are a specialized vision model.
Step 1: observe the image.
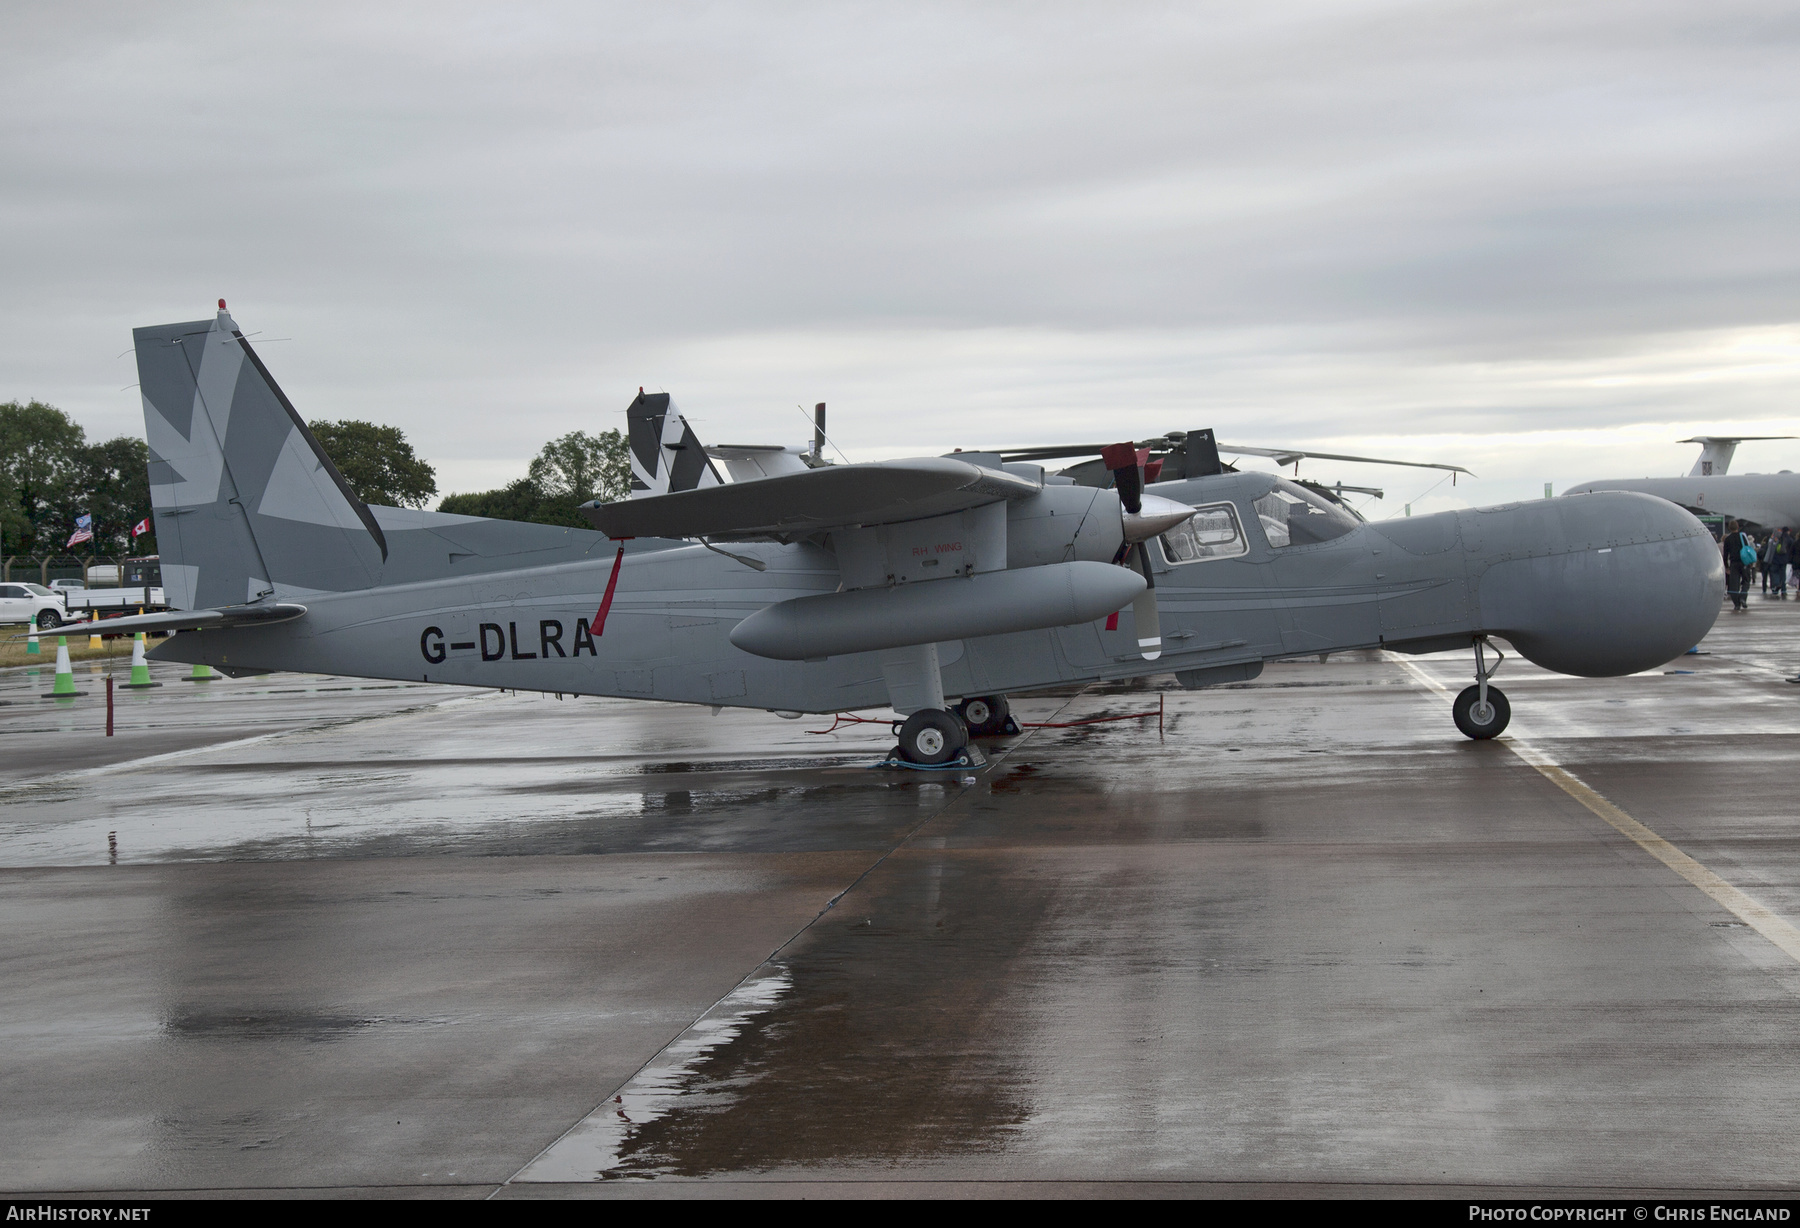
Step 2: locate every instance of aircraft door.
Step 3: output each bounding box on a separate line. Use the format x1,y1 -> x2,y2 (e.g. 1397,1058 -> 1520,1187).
1250,484 -> 1381,655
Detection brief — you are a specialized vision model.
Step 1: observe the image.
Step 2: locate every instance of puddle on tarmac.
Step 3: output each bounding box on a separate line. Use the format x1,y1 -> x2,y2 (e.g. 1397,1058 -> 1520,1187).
514,967 -> 792,1181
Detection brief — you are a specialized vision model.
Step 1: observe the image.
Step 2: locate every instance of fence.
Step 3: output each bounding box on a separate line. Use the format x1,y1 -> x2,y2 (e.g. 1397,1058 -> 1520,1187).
2,556 -> 124,586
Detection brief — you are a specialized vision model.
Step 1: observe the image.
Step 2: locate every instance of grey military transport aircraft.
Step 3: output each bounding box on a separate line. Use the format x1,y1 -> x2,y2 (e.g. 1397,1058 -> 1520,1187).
97,304 -> 1725,765
1564,436 -> 1800,533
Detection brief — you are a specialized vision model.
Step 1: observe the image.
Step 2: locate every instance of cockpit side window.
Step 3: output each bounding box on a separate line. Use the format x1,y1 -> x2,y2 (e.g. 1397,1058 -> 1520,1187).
1253,480 -> 1360,549
1158,502 -> 1249,565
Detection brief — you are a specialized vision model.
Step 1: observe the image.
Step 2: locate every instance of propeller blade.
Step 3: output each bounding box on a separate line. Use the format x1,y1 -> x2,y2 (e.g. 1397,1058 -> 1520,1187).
1130,541 -> 1161,660
1101,442 -> 1143,514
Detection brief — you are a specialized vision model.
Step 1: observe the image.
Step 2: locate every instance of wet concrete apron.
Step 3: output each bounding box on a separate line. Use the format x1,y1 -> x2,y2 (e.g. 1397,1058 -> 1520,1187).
4,599 -> 1800,1197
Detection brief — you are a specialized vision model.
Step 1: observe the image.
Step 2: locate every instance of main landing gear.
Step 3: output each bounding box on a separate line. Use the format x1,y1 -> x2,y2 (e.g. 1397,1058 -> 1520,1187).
895,695 -> 1016,765
896,709 -> 970,766
955,694 -> 1015,738
1453,637 -> 1510,740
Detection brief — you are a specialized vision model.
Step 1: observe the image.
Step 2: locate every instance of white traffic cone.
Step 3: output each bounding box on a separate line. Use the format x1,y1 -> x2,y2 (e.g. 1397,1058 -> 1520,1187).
42,636 -> 86,698
121,631 -> 162,689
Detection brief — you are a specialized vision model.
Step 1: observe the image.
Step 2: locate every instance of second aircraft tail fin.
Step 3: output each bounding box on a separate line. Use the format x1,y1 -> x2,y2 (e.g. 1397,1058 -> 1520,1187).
627,391 -> 722,499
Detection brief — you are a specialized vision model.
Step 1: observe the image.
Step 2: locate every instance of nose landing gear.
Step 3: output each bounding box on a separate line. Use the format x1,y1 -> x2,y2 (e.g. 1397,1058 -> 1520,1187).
1454,637 -> 1510,739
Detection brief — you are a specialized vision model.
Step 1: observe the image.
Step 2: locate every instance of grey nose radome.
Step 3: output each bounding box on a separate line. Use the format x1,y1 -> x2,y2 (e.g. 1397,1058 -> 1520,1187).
1473,492 -> 1723,677
1123,494 -> 1198,543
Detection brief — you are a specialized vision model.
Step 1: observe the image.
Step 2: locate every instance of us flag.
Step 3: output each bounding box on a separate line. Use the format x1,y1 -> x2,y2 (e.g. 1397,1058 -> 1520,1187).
66,514 -> 93,548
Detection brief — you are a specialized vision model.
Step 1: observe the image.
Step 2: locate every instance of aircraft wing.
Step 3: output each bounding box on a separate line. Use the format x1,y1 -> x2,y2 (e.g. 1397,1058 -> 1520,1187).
581,457 -> 1040,540
55,603 -> 309,638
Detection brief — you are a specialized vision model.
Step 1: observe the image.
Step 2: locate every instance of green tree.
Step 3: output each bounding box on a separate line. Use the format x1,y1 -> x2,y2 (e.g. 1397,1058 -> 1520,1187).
438,430 -> 629,528
527,429 -> 631,506
437,477 -> 587,528
0,399 -> 86,556
70,436 -> 152,554
307,419 -> 438,508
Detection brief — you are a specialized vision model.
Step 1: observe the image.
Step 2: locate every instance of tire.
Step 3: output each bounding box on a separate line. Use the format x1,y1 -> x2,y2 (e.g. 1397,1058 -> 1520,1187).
956,694 -> 1011,738
35,608 -> 62,631
897,709 -> 969,765
1453,684 -> 1510,740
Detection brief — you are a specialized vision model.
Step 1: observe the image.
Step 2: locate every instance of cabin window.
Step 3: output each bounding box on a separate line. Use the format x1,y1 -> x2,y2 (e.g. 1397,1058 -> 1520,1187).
1253,481 -> 1361,549
1158,502 -> 1248,565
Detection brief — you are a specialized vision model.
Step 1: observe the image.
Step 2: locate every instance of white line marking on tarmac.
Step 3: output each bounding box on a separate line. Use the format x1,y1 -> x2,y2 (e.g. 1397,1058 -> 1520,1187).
1393,654 -> 1800,965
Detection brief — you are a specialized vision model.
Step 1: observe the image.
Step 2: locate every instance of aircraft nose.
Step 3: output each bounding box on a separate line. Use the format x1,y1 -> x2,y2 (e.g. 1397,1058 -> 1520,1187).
1473,492 -> 1723,677
1123,494 -> 1197,543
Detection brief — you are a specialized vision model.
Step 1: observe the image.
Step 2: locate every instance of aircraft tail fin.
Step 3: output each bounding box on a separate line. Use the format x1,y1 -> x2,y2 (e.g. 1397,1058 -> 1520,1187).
627,390 -> 722,499
134,304 -> 388,610
1681,435 -> 1797,477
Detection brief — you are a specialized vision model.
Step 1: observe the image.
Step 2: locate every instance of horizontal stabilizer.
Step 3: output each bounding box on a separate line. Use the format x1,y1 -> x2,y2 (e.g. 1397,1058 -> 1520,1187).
582,457 -> 1040,541
69,603 -> 307,638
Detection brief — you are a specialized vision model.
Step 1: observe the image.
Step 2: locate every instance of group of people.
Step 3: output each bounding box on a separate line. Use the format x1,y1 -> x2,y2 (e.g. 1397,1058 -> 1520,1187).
1721,521 -> 1796,612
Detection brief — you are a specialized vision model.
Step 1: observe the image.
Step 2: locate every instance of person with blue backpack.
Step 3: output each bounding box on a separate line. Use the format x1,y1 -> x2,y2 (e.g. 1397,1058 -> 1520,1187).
1724,520 -> 1755,612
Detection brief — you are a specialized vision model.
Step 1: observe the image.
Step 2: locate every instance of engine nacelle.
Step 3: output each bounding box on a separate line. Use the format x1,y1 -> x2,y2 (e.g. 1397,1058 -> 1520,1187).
729,560 -> 1147,660
1005,485 -> 1125,569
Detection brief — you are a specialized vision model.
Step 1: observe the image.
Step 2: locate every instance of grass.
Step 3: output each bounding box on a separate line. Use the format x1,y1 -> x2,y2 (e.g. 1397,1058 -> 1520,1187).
0,622 -> 168,669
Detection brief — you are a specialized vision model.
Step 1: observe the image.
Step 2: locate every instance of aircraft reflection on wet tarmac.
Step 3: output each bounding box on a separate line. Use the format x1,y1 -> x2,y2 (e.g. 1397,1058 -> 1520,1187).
6,607 -> 1800,1197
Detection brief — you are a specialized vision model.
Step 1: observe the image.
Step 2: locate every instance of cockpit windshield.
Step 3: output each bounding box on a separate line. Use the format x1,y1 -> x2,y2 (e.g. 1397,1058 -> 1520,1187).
1253,480 -> 1362,548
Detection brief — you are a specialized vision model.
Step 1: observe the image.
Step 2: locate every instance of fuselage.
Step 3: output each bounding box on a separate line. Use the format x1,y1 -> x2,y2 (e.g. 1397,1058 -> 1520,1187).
153,473 -> 1724,710
1563,473 -> 1800,531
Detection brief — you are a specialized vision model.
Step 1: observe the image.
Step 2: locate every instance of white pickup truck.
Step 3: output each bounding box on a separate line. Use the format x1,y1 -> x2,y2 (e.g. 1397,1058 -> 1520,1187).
0,582 -> 72,630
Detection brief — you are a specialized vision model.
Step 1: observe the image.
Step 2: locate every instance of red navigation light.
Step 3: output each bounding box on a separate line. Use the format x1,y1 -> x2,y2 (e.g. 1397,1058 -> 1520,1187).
218,299 -> 227,310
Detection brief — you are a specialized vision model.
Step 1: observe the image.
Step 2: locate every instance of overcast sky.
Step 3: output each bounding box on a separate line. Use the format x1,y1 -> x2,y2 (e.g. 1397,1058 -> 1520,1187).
3,1 -> 1798,515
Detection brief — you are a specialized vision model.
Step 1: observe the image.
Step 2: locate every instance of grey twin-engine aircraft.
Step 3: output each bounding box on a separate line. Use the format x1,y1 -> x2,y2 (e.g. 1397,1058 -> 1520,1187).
110,305 -> 1725,765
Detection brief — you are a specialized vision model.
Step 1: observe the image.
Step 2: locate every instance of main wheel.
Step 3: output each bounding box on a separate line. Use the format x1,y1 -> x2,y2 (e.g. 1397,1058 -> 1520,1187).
35,608 -> 62,630
897,709 -> 969,765
1453,684 -> 1510,739
956,695 -> 1011,738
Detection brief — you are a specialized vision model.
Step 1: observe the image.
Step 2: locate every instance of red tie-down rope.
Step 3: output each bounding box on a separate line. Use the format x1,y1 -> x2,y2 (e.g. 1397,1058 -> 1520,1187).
592,538 -> 632,635
809,693 -> 1164,736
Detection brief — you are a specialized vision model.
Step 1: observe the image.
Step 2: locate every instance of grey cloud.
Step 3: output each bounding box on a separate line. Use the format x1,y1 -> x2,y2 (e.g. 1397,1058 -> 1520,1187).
2,1 -> 1798,501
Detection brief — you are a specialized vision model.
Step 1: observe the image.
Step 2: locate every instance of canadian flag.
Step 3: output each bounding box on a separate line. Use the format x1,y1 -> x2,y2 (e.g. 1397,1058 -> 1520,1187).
132,518 -> 151,537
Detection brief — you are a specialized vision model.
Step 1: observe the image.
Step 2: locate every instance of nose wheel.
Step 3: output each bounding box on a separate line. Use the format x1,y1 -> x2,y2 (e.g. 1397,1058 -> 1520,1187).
1453,684 -> 1510,738
1454,637 -> 1510,739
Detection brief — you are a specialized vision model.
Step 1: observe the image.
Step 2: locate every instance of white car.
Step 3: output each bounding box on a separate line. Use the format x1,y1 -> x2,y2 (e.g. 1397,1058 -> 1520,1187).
0,582 -> 69,630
